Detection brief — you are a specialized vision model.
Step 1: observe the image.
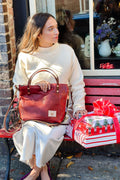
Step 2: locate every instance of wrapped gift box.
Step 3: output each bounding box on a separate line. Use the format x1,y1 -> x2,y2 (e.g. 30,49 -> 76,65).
66,113 -> 120,148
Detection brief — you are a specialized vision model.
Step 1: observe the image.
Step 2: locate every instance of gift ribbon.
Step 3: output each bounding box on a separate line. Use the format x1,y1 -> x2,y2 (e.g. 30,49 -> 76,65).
112,115 -> 120,143
72,113 -> 120,144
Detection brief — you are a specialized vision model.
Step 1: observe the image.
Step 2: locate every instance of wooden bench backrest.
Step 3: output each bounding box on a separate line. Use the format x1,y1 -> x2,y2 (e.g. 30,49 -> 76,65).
84,79 -> 120,112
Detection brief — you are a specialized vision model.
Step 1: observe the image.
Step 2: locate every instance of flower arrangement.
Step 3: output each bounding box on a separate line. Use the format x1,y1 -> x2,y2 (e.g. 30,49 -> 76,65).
94,22 -> 116,46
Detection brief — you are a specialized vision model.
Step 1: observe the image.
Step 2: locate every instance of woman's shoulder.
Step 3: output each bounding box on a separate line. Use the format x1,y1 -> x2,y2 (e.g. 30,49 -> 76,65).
18,51 -> 30,58
16,52 -> 35,65
18,52 -> 34,61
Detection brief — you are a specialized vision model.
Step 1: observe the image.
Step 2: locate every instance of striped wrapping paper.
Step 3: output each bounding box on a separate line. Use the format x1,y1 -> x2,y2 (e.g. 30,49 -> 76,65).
74,130 -> 116,148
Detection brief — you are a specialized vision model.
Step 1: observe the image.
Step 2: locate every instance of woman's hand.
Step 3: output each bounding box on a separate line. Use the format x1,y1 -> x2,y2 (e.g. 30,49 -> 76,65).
35,81 -> 50,92
74,109 -> 87,120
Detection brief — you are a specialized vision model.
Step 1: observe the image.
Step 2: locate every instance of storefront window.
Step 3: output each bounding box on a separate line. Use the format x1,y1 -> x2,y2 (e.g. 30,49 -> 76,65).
94,0 -> 120,70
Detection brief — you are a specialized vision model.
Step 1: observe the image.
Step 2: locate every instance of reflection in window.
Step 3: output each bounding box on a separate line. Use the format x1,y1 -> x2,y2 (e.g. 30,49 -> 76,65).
55,0 -> 90,69
79,0 -> 89,13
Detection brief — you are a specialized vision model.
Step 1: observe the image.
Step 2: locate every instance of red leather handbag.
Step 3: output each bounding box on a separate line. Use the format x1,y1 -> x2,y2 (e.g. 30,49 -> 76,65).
16,68 -> 68,125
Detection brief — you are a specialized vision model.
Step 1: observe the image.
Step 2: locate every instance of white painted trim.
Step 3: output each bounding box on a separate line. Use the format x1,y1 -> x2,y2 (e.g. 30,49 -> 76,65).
83,0 -> 86,11
79,0 -> 82,13
29,0 -> 37,16
83,69 -> 120,76
89,0 -> 94,71
29,0 -> 56,17
46,0 -> 56,17
35,0 -> 47,13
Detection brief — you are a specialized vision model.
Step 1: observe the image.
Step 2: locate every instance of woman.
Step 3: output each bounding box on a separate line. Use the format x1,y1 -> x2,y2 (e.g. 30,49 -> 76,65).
13,12 -> 87,180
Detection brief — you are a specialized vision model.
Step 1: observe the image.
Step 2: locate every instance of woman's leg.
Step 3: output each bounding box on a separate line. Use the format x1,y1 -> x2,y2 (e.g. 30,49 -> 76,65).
24,155 -> 50,180
41,164 -> 50,180
24,155 -> 41,180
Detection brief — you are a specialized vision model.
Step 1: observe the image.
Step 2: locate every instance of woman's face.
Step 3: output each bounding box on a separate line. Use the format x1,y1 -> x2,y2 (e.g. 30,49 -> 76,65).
39,17 -> 59,47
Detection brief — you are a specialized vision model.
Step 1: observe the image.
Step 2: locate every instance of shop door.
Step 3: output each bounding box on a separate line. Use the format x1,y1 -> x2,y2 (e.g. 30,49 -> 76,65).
13,0 -> 30,42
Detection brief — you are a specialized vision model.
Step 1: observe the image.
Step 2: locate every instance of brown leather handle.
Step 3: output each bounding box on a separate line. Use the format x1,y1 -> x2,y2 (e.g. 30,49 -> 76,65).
27,68 -> 59,94
3,96 -> 21,134
3,97 -> 15,132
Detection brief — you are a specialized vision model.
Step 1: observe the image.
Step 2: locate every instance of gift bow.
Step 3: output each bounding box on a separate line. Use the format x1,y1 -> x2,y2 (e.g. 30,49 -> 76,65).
93,98 -> 118,116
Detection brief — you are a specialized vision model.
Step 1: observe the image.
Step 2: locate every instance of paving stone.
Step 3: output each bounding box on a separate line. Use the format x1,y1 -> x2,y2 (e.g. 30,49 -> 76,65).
50,156 -> 61,180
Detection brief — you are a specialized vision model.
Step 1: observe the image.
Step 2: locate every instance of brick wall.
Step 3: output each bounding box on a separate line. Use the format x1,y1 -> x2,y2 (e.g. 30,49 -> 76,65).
0,0 -> 16,128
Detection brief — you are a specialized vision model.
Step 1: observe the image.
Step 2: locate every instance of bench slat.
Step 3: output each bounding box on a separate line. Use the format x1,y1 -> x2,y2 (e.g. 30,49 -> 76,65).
0,128 -> 13,138
84,79 -> 120,86
85,87 -> 120,96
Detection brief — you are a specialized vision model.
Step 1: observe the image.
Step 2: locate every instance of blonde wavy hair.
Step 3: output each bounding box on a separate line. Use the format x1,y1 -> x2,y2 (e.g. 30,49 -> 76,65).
18,13 -> 55,54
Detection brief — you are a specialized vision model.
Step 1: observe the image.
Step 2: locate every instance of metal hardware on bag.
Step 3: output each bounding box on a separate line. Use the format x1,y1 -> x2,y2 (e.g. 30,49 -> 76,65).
15,85 -> 19,90
27,86 -> 30,95
56,84 -> 59,93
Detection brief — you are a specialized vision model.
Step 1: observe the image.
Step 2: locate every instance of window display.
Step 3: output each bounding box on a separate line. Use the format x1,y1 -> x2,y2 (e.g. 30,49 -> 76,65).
94,0 -> 120,70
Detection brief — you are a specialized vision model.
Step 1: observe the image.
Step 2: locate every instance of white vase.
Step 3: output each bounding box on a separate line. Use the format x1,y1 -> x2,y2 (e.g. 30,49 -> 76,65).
113,43 -> 120,56
98,39 -> 111,57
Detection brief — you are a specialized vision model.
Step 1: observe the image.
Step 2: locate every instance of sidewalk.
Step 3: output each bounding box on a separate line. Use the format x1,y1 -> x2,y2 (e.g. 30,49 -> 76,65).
1,140 -> 120,180
56,154 -> 120,180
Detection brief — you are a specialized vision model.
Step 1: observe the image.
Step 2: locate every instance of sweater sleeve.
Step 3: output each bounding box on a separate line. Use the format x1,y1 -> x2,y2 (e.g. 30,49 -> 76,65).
69,51 -> 86,114
13,53 -> 28,94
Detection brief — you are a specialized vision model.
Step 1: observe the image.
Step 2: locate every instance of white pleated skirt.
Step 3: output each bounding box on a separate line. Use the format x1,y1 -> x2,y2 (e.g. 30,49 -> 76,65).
13,117 -> 69,168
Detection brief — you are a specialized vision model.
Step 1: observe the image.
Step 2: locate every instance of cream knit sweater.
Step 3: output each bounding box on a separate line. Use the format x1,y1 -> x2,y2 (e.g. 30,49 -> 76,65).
13,43 -> 86,114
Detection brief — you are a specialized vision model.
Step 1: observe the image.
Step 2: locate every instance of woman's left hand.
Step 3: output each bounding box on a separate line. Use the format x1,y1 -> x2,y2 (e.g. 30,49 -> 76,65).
35,81 -> 50,92
74,109 -> 87,120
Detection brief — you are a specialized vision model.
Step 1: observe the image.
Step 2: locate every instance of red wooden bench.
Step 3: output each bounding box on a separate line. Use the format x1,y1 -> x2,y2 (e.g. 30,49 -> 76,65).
0,78 -> 120,179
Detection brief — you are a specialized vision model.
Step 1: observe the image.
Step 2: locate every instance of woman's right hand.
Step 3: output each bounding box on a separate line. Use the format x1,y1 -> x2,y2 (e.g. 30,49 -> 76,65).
35,81 -> 50,92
